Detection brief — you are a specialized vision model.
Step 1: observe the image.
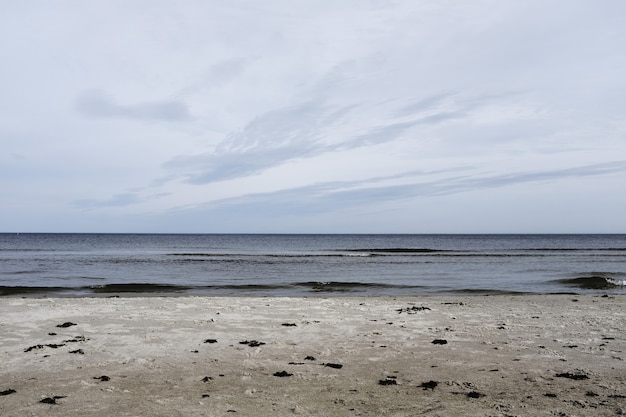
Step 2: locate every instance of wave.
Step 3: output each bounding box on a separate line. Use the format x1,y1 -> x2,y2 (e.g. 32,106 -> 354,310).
3,275 -> 624,297
0,286 -> 70,296
292,281 -> 421,293
166,250 -> 625,260
525,248 -> 626,252
448,288 -> 535,295
344,248 -> 447,253
555,275 -> 626,290
167,253 -> 376,259
88,283 -> 192,293
0,281 -> 424,296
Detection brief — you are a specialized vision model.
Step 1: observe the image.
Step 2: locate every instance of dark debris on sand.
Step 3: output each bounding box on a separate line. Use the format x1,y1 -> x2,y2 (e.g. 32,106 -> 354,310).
24,343 -> 66,352
63,335 -> 88,343
40,396 -> 66,404
0,389 -> 16,396
420,380 -> 438,390
396,306 -> 431,314
56,322 -> 77,328
555,372 -> 589,380
379,377 -> 397,386
93,376 -> 110,382
431,339 -> 448,345
273,371 -> 293,377
239,340 -> 265,347
323,363 -> 343,369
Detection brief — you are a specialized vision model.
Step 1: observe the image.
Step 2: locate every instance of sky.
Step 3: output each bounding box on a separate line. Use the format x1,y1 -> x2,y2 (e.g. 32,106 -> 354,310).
1,0 -> 625,233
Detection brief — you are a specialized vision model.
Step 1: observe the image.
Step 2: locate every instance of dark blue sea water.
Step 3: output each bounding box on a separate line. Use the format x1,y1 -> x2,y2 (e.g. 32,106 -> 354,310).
0,234 -> 625,297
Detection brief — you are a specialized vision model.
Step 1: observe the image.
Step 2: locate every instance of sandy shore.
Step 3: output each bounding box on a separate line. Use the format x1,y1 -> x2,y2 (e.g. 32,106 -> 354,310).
0,294 -> 624,416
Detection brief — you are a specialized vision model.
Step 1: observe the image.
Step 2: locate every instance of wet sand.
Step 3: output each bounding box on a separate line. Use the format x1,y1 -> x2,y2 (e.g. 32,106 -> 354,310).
1,294 -> 624,416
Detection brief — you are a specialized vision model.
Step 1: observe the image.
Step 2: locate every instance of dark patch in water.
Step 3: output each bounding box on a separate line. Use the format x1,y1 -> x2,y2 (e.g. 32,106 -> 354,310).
0,286 -> 69,296
295,281 -> 417,293
90,283 -> 191,293
454,288 -> 532,295
345,248 -> 447,253
556,275 -> 624,290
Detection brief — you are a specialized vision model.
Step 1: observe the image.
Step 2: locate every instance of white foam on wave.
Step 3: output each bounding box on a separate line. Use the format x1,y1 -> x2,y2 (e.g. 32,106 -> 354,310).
606,278 -> 626,286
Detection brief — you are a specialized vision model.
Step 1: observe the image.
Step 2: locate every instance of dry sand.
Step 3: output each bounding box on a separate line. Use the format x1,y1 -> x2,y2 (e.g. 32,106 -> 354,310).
0,294 -> 624,416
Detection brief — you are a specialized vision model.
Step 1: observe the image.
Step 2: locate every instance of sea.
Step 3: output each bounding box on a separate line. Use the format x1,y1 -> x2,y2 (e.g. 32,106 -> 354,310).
1,233 -> 625,297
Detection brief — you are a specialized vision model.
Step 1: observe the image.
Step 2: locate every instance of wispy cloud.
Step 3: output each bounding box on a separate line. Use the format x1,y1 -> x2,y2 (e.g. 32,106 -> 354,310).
74,192 -> 143,209
162,85 -> 495,185
180,160 -> 626,216
163,101 -> 355,183
76,91 -> 191,122
3,1 -> 625,232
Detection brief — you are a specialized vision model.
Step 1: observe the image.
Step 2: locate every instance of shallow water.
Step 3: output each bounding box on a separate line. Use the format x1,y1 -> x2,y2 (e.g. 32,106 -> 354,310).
1,233 -> 625,296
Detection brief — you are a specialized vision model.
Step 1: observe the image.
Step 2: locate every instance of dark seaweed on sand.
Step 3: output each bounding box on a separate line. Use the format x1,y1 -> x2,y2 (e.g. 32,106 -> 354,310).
379,377 -> 397,385
420,380 -> 438,390
63,335 -> 88,343
555,372 -> 589,380
40,396 -> 65,404
24,343 -> 66,352
324,363 -> 343,369
239,340 -> 265,347
396,306 -> 431,314
0,389 -> 16,396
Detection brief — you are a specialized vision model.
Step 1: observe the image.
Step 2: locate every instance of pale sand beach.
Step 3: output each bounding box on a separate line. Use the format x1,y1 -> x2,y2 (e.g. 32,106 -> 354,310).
1,295 -> 624,416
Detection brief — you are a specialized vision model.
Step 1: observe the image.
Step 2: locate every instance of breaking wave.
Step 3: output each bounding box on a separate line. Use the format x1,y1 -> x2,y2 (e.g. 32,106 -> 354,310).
555,275 -> 626,290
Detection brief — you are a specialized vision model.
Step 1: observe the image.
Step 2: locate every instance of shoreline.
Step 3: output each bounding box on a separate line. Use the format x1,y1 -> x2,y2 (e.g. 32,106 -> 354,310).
1,294 -> 625,416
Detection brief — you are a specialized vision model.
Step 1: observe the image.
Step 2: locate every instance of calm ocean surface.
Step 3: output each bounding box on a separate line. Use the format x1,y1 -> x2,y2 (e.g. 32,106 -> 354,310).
1,234 -> 625,297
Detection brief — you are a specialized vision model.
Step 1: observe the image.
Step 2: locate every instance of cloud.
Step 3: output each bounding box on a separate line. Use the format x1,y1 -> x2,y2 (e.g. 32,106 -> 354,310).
3,1 -> 626,233
163,100 -> 355,183
76,91 -> 191,121
176,57 -> 250,97
74,192 -> 144,209
162,85 -> 492,185
178,160 -> 626,217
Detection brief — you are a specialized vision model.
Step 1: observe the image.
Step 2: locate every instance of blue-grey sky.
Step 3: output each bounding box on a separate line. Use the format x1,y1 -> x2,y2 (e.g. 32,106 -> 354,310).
2,1 -> 625,233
